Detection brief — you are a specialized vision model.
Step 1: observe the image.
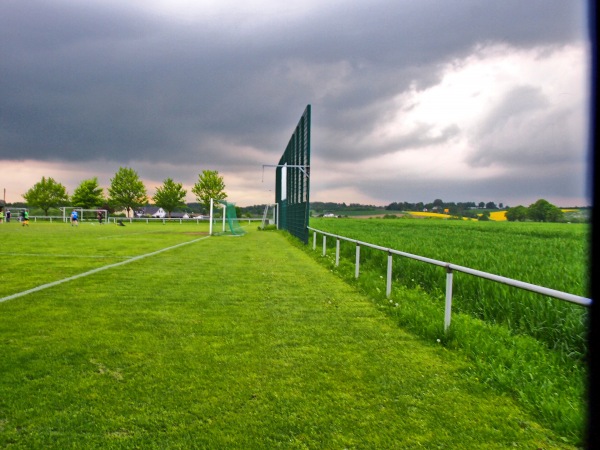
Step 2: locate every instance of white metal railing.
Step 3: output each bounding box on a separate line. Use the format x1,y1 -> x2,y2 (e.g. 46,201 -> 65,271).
26,215 -> 111,223
25,216 -> 261,225
308,226 -> 592,332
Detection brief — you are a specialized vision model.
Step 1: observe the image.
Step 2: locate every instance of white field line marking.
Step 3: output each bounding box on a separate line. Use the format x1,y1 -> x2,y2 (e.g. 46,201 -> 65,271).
97,231 -> 167,239
0,236 -> 210,304
0,253 -> 132,259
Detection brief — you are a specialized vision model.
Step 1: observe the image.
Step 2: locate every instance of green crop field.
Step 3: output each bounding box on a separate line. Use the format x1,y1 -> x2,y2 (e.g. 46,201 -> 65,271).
0,221 -> 588,448
309,217 -> 589,358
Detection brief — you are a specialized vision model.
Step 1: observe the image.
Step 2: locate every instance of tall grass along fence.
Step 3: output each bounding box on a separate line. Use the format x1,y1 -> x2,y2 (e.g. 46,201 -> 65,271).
308,226 -> 591,348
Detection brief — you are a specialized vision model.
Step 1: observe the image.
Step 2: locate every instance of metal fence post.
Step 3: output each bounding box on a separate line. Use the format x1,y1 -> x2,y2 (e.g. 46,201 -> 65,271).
322,235 -> 327,256
386,252 -> 393,298
355,244 -> 361,278
313,231 -> 317,250
335,239 -> 340,267
444,266 -> 454,332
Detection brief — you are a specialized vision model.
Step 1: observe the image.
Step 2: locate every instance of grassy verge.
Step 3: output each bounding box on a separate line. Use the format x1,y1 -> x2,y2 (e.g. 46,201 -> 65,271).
0,223 -> 580,448
295,226 -> 587,445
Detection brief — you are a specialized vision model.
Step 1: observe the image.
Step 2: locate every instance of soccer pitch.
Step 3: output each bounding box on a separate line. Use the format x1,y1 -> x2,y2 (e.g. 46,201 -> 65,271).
0,222 -> 578,448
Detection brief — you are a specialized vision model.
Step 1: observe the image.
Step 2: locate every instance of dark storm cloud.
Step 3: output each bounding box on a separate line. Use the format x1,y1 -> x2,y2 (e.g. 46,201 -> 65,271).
467,85 -> 586,168
0,0 -> 585,207
0,0 -> 588,209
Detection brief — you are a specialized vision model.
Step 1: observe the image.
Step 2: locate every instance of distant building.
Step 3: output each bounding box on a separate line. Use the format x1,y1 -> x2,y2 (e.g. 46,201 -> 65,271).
135,206 -> 190,219
135,206 -> 165,218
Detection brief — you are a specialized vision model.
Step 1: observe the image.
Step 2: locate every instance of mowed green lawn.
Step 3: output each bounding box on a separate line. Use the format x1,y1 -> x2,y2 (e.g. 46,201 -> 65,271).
0,222 -> 577,448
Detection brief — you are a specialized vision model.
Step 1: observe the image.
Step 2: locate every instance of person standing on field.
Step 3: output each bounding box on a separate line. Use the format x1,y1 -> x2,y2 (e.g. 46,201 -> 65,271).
21,210 -> 29,226
6,210 -> 10,222
97,210 -> 103,224
0,209 -> 4,223
71,209 -> 79,226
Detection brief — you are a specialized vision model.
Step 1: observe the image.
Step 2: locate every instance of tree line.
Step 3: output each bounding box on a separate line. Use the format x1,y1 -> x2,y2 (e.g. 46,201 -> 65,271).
16,168 -> 227,218
386,199 -> 503,215
385,198 -> 568,222
313,198 -> 571,222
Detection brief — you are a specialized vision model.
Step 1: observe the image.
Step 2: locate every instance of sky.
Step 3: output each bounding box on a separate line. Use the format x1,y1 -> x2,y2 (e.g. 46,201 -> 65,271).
0,0 -> 593,208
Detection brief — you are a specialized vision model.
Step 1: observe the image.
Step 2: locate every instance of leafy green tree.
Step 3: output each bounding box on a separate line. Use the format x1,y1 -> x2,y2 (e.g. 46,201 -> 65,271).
22,176 -> 69,215
527,199 -> 564,222
152,178 -> 187,218
477,211 -> 490,221
108,167 -> 148,217
191,170 -> 226,212
505,205 -> 529,222
71,177 -> 105,208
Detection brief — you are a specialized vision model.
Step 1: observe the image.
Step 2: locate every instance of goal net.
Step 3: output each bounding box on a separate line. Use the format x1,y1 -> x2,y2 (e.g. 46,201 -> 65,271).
209,200 -> 245,236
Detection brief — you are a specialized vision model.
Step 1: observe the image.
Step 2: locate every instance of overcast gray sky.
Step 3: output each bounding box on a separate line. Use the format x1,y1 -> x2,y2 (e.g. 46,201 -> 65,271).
1,0 -> 592,207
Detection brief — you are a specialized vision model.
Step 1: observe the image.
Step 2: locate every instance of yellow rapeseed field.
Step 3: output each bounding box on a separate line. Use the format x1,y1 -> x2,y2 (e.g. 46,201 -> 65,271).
409,211 -> 509,221
489,211 -> 507,221
408,211 -> 451,219
408,209 -> 578,221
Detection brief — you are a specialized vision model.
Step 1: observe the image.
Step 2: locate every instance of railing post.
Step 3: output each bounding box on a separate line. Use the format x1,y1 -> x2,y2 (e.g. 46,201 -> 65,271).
335,239 -> 340,267
355,244 -> 361,278
444,266 -> 454,332
322,235 -> 327,256
386,252 -> 393,298
313,231 -> 317,250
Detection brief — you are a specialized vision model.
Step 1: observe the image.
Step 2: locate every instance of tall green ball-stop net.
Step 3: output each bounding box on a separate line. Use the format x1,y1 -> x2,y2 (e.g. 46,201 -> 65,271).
275,105 -> 311,243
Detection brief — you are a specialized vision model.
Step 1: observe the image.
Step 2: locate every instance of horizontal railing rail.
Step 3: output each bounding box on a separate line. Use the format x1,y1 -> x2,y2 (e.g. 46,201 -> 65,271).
21,216 -> 261,224
307,226 -> 592,332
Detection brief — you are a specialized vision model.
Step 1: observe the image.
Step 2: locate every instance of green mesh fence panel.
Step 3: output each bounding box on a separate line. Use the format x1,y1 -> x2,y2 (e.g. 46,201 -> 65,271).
276,105 -> 311,243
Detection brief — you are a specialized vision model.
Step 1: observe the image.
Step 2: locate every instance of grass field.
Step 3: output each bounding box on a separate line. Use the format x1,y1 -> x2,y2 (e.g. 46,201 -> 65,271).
0,221 -> 585,448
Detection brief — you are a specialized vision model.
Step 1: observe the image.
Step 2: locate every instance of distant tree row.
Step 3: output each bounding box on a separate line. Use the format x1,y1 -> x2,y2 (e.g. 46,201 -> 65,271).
385,199 -> 504,216
505,199 -> 564,222
310,202 -> 382,212
20,168 -> 226,218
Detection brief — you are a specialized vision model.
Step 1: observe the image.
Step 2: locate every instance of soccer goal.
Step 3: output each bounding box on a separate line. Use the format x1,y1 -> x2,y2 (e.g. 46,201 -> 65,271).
209,199 -> 245,236
259,203 -> 278,230
80,209 -> 108,223
7,207 -> 28,222
60,207 -> 108,223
